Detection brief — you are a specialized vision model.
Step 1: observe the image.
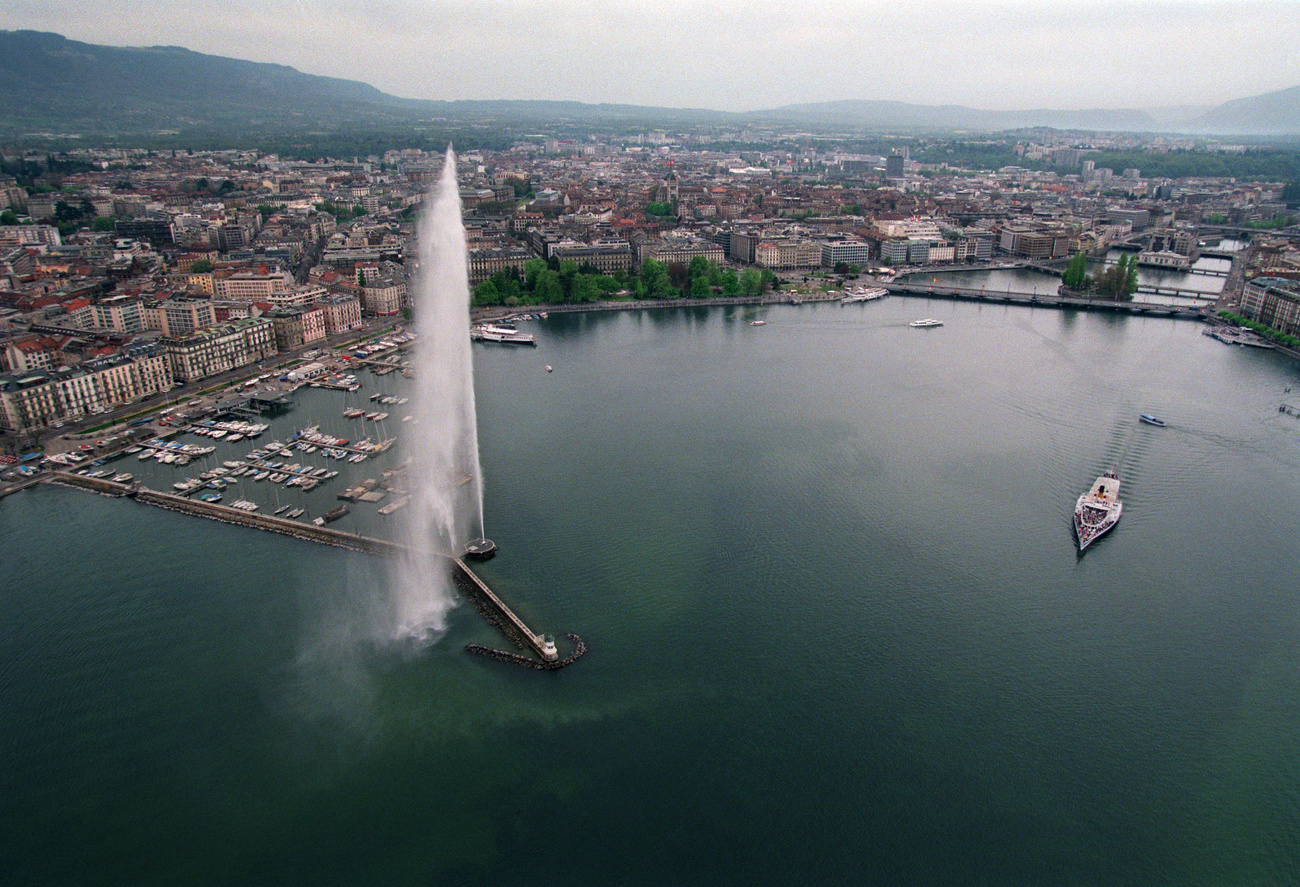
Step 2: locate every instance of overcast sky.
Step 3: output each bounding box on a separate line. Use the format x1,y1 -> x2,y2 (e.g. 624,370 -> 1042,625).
6,0 -> 1300,112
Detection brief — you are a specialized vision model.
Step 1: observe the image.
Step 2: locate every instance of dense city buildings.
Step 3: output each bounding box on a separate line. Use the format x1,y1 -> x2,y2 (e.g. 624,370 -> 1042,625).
2,125 -> 1300,435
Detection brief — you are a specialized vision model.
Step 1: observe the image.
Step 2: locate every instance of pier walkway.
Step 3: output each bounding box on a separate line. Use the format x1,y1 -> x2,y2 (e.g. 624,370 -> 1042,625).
41,472 -> 576,668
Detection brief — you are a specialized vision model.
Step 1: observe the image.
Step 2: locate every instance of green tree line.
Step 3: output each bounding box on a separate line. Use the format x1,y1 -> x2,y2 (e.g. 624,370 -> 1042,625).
472,256 -> 774,307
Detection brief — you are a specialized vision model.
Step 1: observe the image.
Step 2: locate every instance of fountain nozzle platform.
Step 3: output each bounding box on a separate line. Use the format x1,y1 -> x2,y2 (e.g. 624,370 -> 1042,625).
463,538 -> 497,560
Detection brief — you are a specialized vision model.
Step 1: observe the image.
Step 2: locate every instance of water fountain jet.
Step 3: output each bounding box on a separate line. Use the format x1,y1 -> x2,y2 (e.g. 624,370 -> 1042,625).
388,146 -> 485,641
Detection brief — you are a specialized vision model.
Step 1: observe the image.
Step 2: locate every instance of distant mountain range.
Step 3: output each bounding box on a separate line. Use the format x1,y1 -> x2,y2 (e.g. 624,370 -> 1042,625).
2,30 -> 1299,141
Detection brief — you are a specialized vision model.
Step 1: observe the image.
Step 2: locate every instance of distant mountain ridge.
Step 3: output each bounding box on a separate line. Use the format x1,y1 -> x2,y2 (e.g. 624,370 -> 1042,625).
2,30 -> 1298,139
1198,84 -> 1300,134
762,99 -> 1161,133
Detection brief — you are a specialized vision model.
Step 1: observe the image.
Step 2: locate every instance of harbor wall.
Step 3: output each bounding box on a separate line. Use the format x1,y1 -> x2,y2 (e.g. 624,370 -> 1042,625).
38,476 -> 577,668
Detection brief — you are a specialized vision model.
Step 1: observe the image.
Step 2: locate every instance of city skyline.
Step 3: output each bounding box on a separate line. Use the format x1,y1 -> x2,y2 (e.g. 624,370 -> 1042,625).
5,0 -> 1300,114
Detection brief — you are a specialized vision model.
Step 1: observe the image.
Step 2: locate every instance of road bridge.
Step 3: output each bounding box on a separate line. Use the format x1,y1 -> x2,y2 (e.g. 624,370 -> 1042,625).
880,281 -> 1206,319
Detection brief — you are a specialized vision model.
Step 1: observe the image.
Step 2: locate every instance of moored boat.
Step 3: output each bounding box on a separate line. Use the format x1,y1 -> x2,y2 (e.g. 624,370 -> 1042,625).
1073,469 -> 1123,552
471,323 -> 536,345
842,286 -> 888,303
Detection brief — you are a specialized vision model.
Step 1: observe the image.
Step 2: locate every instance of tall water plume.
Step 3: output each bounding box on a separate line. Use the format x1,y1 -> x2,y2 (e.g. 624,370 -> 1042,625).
389,146 -> 484,641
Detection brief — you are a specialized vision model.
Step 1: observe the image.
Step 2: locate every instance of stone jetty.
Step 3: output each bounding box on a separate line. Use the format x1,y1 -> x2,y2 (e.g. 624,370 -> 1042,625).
466,633 -> 587,670
39,473 -> 579,669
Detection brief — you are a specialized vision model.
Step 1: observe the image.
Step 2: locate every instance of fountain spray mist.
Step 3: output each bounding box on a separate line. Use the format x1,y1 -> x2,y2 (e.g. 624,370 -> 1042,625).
389,146 -> 485,641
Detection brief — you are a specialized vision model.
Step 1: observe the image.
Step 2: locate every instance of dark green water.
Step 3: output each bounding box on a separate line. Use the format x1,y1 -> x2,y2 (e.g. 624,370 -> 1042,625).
5,298 -> 1300,885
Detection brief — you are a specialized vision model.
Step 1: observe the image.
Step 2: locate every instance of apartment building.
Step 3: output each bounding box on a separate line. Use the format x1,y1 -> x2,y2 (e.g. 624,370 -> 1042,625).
161,317 -> 277,382
1241,277 -> 1300,337
0,343 -> 173,433
318,293 -> 363,335
214,268 -> 294,301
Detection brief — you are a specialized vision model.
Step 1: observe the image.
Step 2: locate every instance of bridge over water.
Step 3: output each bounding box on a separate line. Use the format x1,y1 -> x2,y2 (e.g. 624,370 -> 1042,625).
881,281 -> 1206,319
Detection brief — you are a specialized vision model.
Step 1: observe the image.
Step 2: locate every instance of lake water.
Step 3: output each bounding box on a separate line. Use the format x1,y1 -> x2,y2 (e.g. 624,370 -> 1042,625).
5,297 -> 1300,885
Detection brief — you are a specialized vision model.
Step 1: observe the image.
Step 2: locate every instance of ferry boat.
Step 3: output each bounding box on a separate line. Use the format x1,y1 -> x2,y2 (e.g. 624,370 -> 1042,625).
471,323 -> 537,345
1074,469 -> 1123,552
1139,413 -> 1167,427
842,286 -> 888,303
909,318 -> 943,328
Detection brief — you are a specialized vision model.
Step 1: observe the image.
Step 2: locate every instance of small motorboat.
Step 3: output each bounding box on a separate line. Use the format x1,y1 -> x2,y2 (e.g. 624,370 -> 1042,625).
909,318 -> 943,328
750,319 -> 767,326
1139,414 -> 1167,427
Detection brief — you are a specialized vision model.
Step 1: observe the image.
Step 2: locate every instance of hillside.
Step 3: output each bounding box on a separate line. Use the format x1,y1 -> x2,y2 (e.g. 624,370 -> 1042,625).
1197,84 -> 1300,134
3,30 -> 1299,142
0,30 -> 433,137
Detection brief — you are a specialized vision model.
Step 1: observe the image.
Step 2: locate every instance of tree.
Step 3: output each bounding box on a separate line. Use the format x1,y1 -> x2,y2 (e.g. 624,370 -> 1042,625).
534,269 -> 563,303
524,258 -> 547,292
721,268 -> 740,297
739,267 -> 762,297
191,258 -> 213,273
1093,254 -> 1138,299
667,261 -> 689,292
1062,251 -> 1089,289
640,259 -> 673,298
572,275 -> 601,303
557,259 -> 579,301
473,279 -> 501,306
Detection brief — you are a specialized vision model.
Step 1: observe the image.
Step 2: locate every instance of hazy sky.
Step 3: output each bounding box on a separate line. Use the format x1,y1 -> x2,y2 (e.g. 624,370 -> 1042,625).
6,0 -> 1300,112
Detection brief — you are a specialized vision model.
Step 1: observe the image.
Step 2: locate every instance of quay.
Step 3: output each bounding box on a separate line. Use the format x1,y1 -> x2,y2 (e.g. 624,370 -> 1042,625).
37,472 -> 576,668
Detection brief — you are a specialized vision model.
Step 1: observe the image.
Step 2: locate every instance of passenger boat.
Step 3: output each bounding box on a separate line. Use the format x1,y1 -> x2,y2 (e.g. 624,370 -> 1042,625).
909,318 -> 943,328
1139,414 -> 1167,427
842,286 -> 888,303
471,323 -> 537,345
1073,469 -> 1123,552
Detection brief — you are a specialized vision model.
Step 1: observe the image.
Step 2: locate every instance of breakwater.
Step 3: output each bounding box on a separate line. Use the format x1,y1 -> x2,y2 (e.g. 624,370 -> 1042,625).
451,558 -> 560,662
467,633 -> 587,670
133,486 -> 405,554
42,474 -> 579,668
